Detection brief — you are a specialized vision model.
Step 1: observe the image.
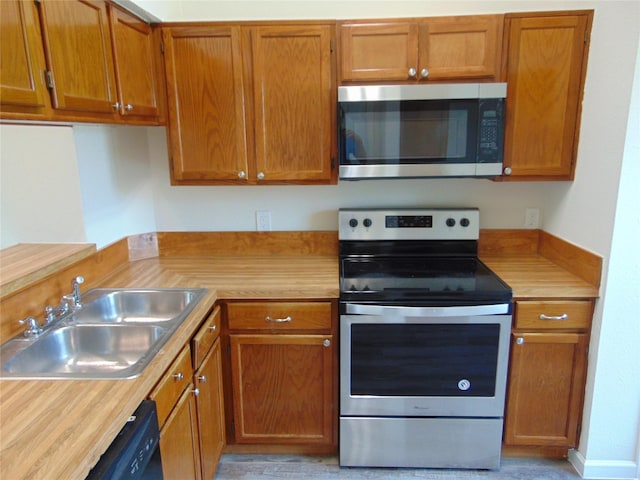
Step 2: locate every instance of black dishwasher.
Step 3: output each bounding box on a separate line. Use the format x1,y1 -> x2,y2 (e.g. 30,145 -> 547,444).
87,400 -> 163,480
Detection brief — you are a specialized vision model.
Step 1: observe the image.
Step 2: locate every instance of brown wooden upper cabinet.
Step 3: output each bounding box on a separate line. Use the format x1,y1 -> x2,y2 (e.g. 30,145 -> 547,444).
164,23 -> 336,185
2,0 -> 161,123
339,15 -> 503,83
108,4 -> 160,118
0,0 -> 48,112
38,0 -> 118,114
501,11 -> 593,180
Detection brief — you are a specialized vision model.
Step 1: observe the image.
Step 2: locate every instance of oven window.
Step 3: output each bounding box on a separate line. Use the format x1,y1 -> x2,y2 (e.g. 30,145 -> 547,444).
350,323 -> 499,397
339,99 -> 478,165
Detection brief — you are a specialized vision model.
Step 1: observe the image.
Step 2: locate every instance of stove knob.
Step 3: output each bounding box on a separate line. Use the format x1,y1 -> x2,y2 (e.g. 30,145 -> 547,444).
363,218 -> 372,228
460,218 -> 470,227
349,218 -> 358,228
446,218 -> 456,227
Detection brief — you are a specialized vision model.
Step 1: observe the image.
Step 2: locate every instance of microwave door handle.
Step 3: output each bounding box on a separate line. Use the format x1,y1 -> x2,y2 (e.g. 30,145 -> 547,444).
344,303 -> 510,317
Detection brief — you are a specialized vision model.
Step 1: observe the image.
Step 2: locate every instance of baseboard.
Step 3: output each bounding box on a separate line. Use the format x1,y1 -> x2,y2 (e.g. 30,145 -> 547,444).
569,449 -> 639,480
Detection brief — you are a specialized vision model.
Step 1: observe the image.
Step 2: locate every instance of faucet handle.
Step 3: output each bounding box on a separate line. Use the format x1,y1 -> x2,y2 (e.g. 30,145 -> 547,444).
19,317 -> 43,337
73,276 -> 85,286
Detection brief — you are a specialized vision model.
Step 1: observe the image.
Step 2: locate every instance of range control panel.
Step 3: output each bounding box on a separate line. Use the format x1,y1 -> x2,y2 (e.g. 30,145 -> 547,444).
339,208 -> 479,241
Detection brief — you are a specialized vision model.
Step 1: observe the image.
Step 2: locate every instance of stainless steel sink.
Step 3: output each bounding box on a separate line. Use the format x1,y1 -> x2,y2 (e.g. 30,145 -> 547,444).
0,288 -> 206,380
76,289 -> 205,325
2,325 -> 166,379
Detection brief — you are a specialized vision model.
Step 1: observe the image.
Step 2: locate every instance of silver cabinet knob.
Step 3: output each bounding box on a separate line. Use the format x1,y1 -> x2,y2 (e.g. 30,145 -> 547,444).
408,67 -> 417,77
420,68 -> 429,78
504,167 -> 512,175
323,339 -> 331,347
192,388 -> 200,396
208,325 -> 217,332
257,172 -> 265,180
516,337 -> 524,345
125,104 -> 133,111
238,170 -> 246,179
112,102 -> 120,110
197,375 -> 207,383
172,372 -> 183,381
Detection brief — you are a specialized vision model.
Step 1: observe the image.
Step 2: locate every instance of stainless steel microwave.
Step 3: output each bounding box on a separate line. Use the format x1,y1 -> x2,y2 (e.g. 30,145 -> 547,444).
338,83 -> 506,180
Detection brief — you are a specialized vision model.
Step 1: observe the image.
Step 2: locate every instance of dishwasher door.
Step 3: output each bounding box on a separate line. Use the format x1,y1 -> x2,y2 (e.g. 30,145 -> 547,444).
86,400 -> 163,480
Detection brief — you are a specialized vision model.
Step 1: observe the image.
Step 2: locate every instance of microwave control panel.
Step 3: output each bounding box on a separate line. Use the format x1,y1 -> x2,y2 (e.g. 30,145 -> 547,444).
477,98 -> 505,163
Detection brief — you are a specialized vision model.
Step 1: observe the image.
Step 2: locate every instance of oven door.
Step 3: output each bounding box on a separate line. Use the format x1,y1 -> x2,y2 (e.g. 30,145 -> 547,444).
340,305 -> 511,418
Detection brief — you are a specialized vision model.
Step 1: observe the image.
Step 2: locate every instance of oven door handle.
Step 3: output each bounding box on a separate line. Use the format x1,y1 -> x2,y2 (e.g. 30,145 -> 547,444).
344,303 -> 511,317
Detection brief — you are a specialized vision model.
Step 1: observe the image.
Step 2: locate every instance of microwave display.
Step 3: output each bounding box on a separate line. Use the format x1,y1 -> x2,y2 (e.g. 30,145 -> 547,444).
338,83 -> 506,179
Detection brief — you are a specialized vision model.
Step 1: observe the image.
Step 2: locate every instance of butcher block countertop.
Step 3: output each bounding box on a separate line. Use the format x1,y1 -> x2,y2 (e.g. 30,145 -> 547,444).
0,230 -> 600,480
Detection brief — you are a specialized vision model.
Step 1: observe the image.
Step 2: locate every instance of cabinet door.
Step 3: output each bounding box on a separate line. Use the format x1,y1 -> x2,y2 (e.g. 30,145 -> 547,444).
419,15 -> 502,81
230,334 -> 334,444
339,22 -> 419,82
502,12 -> 591,179
0,0 -> 48,109
159,386 -> 201,480
39,0 -> 118,113
109,5 -> 158,118
194,339 -> 225,480
163,26 -> 249,184
504,332 -> 588,447
250,25 -> 335,184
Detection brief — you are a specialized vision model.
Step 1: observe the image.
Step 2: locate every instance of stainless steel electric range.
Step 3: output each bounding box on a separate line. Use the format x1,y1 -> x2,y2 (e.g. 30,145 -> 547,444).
339,208 -> 512,470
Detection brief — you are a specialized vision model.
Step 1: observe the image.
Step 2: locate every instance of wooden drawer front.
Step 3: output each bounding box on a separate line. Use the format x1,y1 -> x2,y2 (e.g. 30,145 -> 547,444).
227,302 -> 332,330
150,345 -> 193,428
192,305 -> 221,368
515,301 -> 593,330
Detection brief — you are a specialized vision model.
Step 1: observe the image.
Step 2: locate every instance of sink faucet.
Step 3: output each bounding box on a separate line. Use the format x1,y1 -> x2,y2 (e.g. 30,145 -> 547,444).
17,276 -> 86,337
63,276 -> 85,310
41,276 -> 85,326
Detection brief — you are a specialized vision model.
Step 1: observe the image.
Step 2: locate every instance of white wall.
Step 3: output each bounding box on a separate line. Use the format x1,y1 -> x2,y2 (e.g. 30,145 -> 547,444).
568,33 -> 640,480
0,125 -> 86,248
74,125 -> 157,248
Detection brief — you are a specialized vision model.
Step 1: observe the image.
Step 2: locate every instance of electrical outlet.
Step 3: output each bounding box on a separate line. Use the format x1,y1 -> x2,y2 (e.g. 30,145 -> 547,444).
524,208 -> 540,229
256,210 -> 272,231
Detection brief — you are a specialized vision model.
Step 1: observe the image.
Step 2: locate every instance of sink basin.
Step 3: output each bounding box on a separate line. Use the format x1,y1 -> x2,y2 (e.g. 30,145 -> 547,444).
2,325 -> 166,379
76,289 -> 205,325
0,288 -> 207,380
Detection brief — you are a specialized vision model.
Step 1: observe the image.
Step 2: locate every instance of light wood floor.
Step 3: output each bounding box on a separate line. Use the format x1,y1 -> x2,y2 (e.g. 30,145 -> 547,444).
215,454 -> 582,479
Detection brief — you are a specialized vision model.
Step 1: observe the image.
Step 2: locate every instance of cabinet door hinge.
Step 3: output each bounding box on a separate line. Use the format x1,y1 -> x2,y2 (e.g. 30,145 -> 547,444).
330,38 -> 334,53
44,70 -> 54,89
160,40 -> 165,55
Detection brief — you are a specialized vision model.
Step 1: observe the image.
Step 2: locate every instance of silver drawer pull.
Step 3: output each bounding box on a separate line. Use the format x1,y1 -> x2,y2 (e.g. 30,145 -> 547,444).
265,315 -> 292,323
173,372 -> 183,381
208,325 -> 217,332
539,313 -> 569,321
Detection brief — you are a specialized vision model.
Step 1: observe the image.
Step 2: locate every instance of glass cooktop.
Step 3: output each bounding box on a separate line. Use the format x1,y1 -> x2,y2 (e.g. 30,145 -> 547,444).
340,256 -> 512,306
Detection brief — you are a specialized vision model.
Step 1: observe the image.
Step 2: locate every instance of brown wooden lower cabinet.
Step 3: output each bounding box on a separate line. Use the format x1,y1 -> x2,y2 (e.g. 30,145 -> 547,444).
149,305 -> 226,479
503,299 -> 591,449
194,338 -> 226,479
225,300 -> 337,449
159,386 -> 201,479
229,334 -> 334,445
